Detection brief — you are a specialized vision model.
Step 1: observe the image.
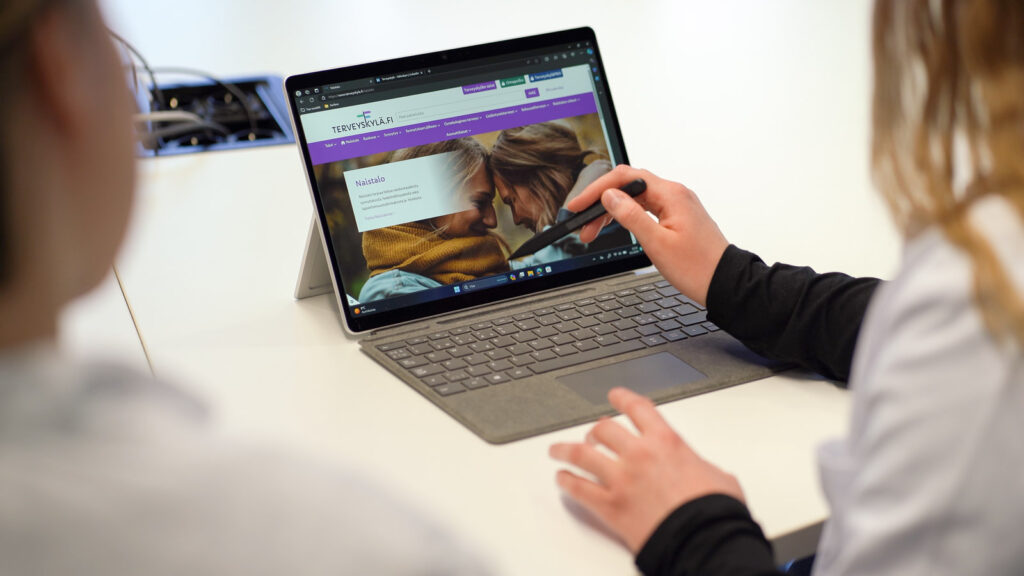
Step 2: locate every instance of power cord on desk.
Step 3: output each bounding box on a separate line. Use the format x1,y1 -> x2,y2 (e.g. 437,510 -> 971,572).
109,32 -> 288,154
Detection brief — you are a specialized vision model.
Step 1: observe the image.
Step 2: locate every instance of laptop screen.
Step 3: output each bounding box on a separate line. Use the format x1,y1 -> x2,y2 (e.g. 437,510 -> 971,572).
287,28 -> 650,332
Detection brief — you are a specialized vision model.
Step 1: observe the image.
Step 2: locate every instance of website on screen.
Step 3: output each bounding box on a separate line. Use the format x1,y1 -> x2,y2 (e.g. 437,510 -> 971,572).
302,63 -> 638,316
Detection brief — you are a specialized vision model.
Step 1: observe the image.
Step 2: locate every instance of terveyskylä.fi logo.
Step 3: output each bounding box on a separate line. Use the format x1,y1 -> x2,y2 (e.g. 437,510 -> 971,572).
357,111 -> 372,120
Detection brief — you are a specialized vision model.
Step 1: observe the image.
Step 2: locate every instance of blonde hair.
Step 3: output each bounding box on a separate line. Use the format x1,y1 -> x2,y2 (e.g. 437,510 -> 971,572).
872,0 -> 1024,345
387,137 -> 490,237
489,122 -> 596,230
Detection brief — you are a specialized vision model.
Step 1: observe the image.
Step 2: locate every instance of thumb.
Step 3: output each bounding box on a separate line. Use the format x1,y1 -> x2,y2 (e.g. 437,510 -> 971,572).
603,189 -> 660,246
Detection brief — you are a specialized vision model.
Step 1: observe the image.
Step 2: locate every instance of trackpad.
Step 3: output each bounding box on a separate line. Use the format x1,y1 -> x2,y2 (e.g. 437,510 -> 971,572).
558,352 -> 707,405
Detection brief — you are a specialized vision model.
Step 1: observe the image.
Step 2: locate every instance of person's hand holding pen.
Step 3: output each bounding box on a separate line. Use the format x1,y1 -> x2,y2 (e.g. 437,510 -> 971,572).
565,164 -> 729,307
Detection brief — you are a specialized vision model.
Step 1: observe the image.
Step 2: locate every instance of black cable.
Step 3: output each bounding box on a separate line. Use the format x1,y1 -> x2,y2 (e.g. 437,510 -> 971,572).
149,66 -> 258,140
107,29 -> 165,110
139,121 -> 231,149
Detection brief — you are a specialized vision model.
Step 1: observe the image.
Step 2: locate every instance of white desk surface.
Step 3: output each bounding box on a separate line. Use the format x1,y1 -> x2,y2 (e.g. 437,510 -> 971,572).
85,1 -> 901,573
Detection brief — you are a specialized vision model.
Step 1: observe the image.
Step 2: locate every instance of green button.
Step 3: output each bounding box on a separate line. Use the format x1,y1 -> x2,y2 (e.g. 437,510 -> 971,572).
499,76 -> 526,88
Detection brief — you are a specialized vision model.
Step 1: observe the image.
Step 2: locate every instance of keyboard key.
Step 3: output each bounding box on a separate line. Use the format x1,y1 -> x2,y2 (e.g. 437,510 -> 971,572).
641,335 -> 668,347
465,377 -> 489,390
376,342 -> 405,352
653,310 -> 678,321
533,326 -> 558,338
491,336 -> 516,348
410,364 -> 444,378
446,369 -> 470,382
508,367 -> 532,379
469,341 -> 494,352
494,324 -> 517,336
399,357 -> 427,369
441,358 -> 467,370
508,343 -> 532,356
637,325 -> 660,337
422,375 -> 447,387
386,348 -> 411,360
597,301 -> 621,312
424,350 -> 451,363
510,355 -> 535,367
595,312 -> 619,324
575,316 -> 600,329
656,319 -> 682,331
551,333 -> 576,346
638,291 -> 662,302
615,289 -> 636,297
570,328 -> 596,340
470,322 -> 492,331
553,321 -> 578,333
617,307 -> 642,318
618,295 -> 642,307
636,284 -> 657,292
448,345 -> 473,358
637,302 -> 661,313
514,319 -> 540,331
534,307 -> 556,316
657,298 -> 680,309
409,343 -> 433,355
466,365 -> 492,377
475,329 -> 498,340
592,324 -> 615,335
634,314 -> 658,326
596,293 -> 616,301
464,354 -> 489,366
674,304 -> 699,316
493,316 -> 515,326
537,315 -> 561,326
679,311 -> 708,326
574,298 -> 596,306
428,331 -> 449,340
655,279 -> 672,288
451,334 -> 476,346
552,345 -> 578,357
556,310 -> 582,321
487,359 -> 514,372
657,286 -> 681,297
430,339 -> 456,351
702,322 -> 720,332
513,312 -> 535,321
554,303 -> 575,311
486,372 -> 511,385
574,339 -> 599,352
530,349 -> 557,362
618,328 -> 642,340
529,340 -> 646,374
435,382 -> 466,396
682,324 -> 709,337
404,336 -> 428,346
512,331 -> 538,343
529,338 -> 554,350
612,318 -> 637,331
663,330 -> 688,342
485,348 -> 511,360
450,326 -> 471,335
593,334 -> 620,346
578,305 -> 602,316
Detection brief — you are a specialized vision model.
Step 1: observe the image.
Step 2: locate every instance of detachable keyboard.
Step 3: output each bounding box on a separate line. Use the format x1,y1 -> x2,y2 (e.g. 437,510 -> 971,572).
375,279 -> 719,397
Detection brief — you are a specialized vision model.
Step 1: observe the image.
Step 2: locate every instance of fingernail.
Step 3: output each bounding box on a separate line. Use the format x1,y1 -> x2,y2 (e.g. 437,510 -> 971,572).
603,189 -> 623,210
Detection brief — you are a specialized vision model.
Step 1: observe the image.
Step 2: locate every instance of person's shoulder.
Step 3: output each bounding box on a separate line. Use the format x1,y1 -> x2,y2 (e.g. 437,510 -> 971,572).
358,269 -> 443,301
0,351 -> 491,575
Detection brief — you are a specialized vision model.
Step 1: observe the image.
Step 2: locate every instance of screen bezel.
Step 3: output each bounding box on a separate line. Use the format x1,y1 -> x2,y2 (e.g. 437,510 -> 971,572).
286,27 -> 651,333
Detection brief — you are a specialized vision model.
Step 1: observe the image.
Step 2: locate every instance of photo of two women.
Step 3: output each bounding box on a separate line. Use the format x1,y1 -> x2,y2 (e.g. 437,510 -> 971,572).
313,113 -> 634,304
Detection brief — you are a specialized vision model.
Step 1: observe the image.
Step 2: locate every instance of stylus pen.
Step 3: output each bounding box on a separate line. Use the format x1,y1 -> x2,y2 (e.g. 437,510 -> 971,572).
508,178 -> 647,259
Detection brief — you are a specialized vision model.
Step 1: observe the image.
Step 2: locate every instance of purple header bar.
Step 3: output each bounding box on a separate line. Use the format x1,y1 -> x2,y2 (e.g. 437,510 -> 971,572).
462,81 -> 497,95
309,92 -> 599,166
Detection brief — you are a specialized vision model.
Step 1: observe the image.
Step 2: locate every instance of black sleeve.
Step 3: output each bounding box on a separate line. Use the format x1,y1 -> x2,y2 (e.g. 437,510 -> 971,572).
636,494 -> 783,576
706,245 -> 881,384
